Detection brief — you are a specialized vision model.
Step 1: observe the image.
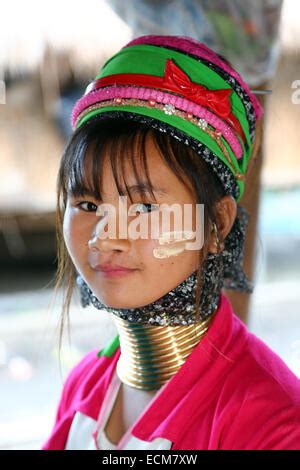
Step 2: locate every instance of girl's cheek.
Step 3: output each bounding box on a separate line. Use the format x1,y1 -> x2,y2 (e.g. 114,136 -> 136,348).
140,232 -> 199,281
63,209 -> 83,257
63,208 -> 73,243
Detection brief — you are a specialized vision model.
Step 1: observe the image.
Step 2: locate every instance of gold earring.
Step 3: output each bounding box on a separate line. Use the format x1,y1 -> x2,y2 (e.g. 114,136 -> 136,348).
212,222 -> 224,251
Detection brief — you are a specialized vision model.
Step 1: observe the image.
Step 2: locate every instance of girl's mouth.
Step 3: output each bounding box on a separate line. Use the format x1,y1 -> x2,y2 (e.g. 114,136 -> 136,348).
92,264 -> 138,278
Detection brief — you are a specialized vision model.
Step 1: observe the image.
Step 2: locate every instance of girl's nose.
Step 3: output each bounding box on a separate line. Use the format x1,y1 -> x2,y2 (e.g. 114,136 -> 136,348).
88,217 -> 130,253
88,234 -> 130,253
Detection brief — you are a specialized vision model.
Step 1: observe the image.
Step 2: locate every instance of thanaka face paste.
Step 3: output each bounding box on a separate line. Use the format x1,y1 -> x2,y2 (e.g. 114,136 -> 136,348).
153,230 -> 196,259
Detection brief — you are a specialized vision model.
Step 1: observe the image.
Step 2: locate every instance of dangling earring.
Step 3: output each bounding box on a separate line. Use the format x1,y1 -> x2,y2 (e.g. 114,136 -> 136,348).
211,222 -> 224,252
197,222 -> 225,319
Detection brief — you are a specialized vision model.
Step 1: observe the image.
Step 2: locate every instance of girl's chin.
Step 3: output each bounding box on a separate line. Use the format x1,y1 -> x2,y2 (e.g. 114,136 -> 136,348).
91,291 -> 152,310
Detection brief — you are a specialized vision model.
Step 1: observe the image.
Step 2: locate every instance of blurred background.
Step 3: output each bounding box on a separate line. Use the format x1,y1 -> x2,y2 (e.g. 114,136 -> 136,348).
0,0 -> 299,450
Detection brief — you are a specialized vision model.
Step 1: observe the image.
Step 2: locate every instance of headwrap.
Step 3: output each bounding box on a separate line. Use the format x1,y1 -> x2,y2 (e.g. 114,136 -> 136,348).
71,35 -> 263,301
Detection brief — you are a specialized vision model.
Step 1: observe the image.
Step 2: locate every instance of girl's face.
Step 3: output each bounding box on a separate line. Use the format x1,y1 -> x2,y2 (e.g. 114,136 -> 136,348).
63,132 -> 202,308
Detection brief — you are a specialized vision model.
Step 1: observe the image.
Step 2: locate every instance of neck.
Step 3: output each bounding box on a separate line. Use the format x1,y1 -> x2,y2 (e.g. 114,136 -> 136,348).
78,268 -> 223,390
112,312 -> 215,391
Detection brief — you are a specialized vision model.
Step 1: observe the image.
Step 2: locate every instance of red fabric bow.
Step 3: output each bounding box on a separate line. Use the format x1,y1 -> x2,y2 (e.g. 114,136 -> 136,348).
163,59 -> 232,118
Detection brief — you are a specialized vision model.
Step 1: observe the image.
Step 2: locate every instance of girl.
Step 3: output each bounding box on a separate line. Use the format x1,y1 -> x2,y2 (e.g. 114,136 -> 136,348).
42,35 -> 300,450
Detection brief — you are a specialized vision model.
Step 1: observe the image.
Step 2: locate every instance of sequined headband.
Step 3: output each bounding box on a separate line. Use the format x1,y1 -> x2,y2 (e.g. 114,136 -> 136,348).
71,35 -> 263,201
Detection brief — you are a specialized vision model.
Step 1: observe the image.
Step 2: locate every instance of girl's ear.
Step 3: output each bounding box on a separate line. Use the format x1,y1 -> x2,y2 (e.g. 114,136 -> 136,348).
208,195 -> 237,254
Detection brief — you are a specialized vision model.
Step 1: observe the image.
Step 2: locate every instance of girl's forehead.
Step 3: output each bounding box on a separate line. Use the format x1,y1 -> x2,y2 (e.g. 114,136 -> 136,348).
85,133 -> 171,184
69,130 -> 195,201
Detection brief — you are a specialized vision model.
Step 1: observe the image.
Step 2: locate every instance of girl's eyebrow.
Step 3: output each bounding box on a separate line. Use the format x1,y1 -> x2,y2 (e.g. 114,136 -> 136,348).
67,183 -> 168,198
123,183 -> 168,196
67,188 -> 96,198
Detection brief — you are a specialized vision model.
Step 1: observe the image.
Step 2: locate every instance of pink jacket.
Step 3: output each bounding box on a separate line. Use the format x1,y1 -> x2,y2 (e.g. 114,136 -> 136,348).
41,293 -> 300,450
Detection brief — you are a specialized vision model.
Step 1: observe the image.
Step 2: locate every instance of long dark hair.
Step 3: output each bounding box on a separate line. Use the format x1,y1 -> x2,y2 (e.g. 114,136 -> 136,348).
54,117 -> 226,362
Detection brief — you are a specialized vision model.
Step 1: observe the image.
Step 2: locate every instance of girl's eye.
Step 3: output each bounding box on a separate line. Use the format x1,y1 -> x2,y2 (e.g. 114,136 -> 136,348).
76,201 -> 98,212
129,203 -> 160,215
74,201 -> 159,214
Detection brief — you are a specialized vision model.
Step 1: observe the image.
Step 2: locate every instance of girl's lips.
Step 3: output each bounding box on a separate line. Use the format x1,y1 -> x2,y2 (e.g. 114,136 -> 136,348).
92,264 -> 138,278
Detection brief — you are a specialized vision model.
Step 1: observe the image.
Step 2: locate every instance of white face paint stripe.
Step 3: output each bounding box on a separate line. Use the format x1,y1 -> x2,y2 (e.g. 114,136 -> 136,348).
158,231 -> 196,244
152,231 -> 196,259
153,244 -> 186,259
